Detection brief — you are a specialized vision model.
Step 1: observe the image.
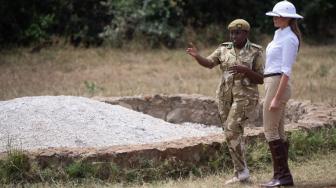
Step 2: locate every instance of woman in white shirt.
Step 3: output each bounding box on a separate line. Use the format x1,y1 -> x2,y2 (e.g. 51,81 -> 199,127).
261,1 -> 303,187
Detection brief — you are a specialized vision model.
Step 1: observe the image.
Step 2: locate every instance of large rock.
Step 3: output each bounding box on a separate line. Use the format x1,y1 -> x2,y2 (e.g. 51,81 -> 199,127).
96,94 -> 222,126
96,94 -> 335,128
1,94 -> 335,170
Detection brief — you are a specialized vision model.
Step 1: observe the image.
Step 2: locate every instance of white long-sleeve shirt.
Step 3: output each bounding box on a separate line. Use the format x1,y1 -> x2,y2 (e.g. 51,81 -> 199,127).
265,26 -> 299,77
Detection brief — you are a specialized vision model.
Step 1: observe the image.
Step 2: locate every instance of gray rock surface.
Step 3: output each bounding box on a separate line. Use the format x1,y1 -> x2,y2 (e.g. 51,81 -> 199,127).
0,96 -> 222,152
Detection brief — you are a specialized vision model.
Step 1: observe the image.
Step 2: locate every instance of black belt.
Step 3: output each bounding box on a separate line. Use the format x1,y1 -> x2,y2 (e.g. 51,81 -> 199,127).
264,73 -> 282,78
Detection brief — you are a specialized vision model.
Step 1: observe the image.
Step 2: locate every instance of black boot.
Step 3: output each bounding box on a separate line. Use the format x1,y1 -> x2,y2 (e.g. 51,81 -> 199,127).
260,139 -> 294,187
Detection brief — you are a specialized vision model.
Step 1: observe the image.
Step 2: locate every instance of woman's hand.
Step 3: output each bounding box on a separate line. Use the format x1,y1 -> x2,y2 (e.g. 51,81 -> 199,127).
228,65 -> 249,75
185,42 -> 215,69
269,75 -> 289,111
186,42 -> 199,57
269,97 -> 280,111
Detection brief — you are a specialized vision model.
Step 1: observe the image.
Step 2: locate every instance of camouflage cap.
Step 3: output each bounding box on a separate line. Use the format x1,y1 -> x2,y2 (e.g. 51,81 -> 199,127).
227,19 -> 250,31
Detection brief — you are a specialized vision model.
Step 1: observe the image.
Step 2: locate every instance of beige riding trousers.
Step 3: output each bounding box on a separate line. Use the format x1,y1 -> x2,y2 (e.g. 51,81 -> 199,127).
263,75 -> 291,142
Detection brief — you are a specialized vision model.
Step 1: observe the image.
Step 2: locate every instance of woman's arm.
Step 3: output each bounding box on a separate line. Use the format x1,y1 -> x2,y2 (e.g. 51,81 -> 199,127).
269,74 -> 289,111
193,54 -> 216,69
269,36 -> 298,110
186,43 -> 216,69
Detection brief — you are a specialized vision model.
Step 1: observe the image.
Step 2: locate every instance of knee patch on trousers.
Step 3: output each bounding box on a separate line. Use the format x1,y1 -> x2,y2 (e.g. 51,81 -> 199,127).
224,130 -> 241,144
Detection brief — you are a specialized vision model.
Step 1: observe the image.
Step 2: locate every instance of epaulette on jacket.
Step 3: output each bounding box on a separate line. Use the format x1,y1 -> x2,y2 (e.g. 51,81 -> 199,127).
250,43 -> 263,50
220,42 -> 233,48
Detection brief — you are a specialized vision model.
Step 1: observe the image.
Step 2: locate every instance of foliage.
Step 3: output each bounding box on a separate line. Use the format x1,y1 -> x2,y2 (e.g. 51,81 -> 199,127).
24,14 -> 55,44
0,0 -> 335,48
0,128 -> 336,184
246,140 -> 271,170
84,80 -> 103,97
301,0 -> 336,40
288,128 -> 336,160
0,149 -> 31,183
100,0 -> 184,48
66,161 -> 94,179
0,0 -> 110,47
55,0 -> 111,47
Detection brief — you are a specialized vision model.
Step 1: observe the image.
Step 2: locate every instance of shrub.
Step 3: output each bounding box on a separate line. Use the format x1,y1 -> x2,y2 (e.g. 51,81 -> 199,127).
1,0 -> 335,47
247,140 -> 271,170
0,128 -> 335,184
288,128 -> 336,160
66,161 -> 94,179
100,0 -> 184,48
0,149 -> 31,183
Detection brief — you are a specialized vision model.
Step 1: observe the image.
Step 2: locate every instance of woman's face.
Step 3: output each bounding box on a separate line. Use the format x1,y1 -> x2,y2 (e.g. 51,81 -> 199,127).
230,29 -> 248,48
273,17 -> 291,28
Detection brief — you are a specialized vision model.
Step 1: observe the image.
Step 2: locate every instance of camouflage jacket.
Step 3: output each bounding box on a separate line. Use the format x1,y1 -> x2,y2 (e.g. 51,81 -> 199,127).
206,40 -> 264,102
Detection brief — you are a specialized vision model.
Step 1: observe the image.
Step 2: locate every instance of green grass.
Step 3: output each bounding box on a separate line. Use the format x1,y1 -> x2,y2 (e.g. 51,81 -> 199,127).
0,149 -> 31,183
2,150 -> 336,188
0,44 -> 335,186
1,128 -> 336,186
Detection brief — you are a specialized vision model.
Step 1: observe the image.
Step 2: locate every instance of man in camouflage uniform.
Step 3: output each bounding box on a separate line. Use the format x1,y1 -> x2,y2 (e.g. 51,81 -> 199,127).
186,19 -> 264,184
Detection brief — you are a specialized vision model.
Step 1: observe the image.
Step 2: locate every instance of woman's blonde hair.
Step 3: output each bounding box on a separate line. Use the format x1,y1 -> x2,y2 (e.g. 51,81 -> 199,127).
289,19 -> 302,50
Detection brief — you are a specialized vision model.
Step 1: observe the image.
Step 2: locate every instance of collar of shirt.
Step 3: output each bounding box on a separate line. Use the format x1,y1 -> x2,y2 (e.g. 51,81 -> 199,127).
265,26 -> 298,76
274,26 -> 291,41
229,39 -> 252,57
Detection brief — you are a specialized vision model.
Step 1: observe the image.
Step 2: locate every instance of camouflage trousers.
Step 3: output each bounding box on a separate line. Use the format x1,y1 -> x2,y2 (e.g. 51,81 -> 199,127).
218,98 -> 257,173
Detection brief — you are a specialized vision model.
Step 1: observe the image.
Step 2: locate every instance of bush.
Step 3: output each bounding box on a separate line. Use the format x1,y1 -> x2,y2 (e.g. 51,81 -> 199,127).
0,0 -> 335,47
301,0 -> 336,42
288,128 -> 336,160
0,0 -> 110,47
100,0 -> 184,48
0,128 -> 335,184
66,161 -> 94,179
247,140 -> 271,170
0,149 -> 31,183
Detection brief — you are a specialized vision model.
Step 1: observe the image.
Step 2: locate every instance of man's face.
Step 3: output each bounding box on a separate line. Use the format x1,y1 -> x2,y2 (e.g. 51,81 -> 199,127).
229,29 -> 248,47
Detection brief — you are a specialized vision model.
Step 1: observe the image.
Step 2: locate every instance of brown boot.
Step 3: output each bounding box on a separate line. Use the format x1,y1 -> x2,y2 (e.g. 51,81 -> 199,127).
283,140 -> 289,164
260,139 -> 294,187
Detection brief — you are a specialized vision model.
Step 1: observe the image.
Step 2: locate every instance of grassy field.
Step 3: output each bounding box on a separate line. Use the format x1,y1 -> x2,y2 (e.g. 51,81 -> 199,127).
119,150 -> 336,188
0,44 -> 336,187
0,44 -> 335,105
5,151 -> 336,188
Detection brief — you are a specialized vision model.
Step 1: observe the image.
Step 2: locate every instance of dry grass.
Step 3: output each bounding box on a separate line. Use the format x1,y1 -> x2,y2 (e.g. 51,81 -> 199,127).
0,46 -> 218,100
1,44 -> 335,104
10,151 -> 336,188
291,45 -> 336,104
0,45 -> 335,186
156,152 -> 336,188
